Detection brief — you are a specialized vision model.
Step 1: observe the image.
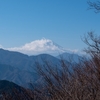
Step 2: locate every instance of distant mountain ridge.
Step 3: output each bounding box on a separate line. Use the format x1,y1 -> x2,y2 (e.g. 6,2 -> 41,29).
0,49 -> 61,87
0,63 -> 38,87
57,52 -> 83,63
0,49 -> 60,72
0,49 -> 82,88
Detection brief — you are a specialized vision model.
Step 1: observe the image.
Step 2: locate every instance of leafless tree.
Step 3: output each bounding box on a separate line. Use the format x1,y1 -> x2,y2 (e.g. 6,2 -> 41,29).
88,0 -> 100,13
83,32 -> 100,55
34,32 -> 100,100
1,33 -> 100,100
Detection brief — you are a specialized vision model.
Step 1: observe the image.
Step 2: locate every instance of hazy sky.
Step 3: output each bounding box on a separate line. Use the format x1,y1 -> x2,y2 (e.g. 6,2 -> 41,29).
0,0 -> 100,54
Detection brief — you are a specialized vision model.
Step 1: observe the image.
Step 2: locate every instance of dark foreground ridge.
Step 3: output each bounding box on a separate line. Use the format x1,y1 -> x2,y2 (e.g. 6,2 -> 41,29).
0,80 -> 34,100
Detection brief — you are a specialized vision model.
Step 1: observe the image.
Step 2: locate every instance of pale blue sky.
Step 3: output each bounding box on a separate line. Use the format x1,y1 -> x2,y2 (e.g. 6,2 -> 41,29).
0,0 -> 100,51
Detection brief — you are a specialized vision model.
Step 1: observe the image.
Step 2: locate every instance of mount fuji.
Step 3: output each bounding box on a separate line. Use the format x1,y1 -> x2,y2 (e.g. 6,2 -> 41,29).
5,38 -> 77,56
0,39 -> 82,88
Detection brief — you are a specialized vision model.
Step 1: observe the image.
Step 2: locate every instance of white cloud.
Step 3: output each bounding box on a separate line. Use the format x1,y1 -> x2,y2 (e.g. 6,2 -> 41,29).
7,38 -> 67,55
0,38 -> 81,56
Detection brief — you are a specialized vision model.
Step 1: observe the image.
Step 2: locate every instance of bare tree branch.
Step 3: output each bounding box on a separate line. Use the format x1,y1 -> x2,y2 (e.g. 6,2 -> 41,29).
88,0 -> 100,13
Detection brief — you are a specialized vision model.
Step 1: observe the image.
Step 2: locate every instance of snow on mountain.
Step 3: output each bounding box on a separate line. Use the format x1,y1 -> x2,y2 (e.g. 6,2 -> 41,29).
7,38 -> 67,55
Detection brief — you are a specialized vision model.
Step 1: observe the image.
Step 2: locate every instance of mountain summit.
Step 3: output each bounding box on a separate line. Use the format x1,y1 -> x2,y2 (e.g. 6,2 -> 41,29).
7,38 -> 67,55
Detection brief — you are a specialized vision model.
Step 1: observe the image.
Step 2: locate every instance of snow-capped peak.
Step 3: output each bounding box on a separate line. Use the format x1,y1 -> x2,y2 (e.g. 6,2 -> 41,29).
7,38 -> 66,55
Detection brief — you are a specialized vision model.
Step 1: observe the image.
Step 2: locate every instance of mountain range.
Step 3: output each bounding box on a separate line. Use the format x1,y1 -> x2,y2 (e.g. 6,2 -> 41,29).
0,48 -> 82,88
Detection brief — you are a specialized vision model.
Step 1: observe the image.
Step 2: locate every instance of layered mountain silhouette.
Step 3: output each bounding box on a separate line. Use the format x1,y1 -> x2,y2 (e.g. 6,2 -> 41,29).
0,63 -> 38,87
0,49 -> 82,88
0,49 -> 60,72
0,80 -> 23,93
0,80 -> 34,100
57,52 -> 83,63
